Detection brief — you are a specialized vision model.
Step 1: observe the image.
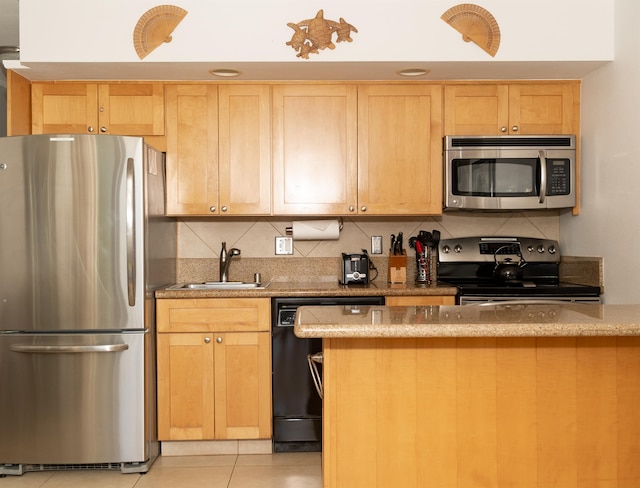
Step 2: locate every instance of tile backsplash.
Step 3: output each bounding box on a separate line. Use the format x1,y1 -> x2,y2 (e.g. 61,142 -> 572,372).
176,211 -> 562,282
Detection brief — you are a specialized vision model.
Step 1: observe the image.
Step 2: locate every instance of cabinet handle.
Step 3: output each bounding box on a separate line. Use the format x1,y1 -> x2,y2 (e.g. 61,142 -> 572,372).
512,126 -> 519,132
100,127 -> 107,133
360,206 -> 367,212
349,206 -> 355,212
209,206 -> 216,213
500,126 -> 507,133
221,205 -> 228,212
204,337 -> 211,343
87,126 -> 94,133
216,337 -> 223,343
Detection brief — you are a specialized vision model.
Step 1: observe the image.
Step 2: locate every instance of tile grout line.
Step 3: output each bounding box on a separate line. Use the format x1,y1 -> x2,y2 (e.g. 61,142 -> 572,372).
226,454 -> 239,487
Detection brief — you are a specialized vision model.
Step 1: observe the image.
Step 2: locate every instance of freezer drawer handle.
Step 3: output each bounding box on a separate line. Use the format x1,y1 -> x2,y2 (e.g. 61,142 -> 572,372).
9,344 -> 130,354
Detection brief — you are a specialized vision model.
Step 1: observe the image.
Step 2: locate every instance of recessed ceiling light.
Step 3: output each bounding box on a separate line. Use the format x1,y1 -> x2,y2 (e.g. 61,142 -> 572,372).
397,68 -> 430,77
209,68 -> 241,78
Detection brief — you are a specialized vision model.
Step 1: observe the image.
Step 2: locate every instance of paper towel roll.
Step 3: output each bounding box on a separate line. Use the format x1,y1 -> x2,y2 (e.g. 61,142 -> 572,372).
288,220 -> 341,240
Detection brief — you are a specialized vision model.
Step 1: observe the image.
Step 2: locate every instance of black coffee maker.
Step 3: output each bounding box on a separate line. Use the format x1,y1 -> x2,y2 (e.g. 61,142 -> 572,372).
341,251 -> 370,285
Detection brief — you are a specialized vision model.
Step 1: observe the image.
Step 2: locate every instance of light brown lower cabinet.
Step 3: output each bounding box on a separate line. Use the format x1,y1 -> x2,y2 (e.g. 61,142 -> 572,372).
322,336 -> 640,487
156,298 -> 271,441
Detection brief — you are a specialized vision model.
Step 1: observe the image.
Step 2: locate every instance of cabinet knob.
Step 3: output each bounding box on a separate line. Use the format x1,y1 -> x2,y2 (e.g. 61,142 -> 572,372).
100,127 -> 107,133
204,337 -> 211,344
512,126 -> 519,132
221,206 -> 228,212
87,126 -> 94,133
216,337 -> 223,344
349,206 -> 355,212
360,206 -> 367,212
500,126 -> 507,133
209,206 -> 216,213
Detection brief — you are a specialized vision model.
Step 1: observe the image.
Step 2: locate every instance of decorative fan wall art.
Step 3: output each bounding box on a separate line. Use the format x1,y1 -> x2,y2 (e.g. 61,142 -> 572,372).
133,5 -> 188,60
441,4 -> 500,57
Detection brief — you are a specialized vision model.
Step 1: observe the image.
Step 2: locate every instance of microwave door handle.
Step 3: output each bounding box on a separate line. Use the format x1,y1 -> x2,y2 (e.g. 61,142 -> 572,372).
538,150 -> 547,204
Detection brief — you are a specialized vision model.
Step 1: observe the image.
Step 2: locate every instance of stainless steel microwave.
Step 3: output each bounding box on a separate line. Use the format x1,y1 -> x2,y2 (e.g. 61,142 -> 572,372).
443,135 -> 576,211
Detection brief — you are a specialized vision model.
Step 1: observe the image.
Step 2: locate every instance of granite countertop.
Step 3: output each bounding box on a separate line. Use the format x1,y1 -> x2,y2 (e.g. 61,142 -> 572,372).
155,280 -> 458,299
294,303 -> 640,338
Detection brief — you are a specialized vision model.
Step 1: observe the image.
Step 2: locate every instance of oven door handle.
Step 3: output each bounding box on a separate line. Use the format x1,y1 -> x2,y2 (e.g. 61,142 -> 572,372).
538,150 -> 547,204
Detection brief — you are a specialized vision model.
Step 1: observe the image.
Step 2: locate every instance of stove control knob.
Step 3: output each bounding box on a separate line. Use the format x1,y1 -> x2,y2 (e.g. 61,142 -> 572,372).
442,245 -> 451,254
454,244 -> 462,253
537,244 -> 545,253
527,245 -> 534,253
548,245 -> 557,254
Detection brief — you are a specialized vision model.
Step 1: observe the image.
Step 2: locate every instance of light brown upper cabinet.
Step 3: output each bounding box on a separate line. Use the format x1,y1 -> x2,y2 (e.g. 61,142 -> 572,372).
273,84 -> 443,216
272,84 -> 358,215
165,84 -> 271,216
358,85 -> 443,215
444,83 -> 580,135
31,82 -> 165,135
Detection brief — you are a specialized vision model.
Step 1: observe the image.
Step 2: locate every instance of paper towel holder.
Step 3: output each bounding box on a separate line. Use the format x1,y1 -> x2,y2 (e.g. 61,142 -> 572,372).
285,217 -> 344,237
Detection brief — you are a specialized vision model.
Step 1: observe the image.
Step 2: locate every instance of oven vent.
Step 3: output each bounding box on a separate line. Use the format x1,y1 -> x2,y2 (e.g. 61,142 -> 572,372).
447,136 -> 575,148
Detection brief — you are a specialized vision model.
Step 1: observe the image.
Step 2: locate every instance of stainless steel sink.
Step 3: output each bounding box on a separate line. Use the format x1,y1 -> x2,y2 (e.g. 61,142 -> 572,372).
168,281 -> 269,290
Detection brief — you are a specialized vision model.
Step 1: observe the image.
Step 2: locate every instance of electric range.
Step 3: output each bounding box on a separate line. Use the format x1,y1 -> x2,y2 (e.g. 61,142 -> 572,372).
436,236 -> 601,305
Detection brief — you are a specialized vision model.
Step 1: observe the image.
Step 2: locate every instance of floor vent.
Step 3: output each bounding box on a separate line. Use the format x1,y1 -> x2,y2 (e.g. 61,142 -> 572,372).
1,461 -> 150,476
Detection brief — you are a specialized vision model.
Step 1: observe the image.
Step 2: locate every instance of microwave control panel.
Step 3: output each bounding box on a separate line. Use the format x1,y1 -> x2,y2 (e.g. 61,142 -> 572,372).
547,159 -> 571,195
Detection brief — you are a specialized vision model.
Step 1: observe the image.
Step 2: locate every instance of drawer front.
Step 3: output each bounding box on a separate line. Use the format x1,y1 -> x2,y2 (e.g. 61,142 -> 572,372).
157,298 -> 270,333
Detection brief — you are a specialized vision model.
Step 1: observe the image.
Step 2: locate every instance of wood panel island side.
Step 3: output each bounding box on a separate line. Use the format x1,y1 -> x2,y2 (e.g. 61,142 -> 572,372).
294,303 -> 640,488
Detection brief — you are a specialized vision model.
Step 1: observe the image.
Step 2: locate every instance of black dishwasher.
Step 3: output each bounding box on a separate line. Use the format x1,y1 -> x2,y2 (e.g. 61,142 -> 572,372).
271,296 -> 384,452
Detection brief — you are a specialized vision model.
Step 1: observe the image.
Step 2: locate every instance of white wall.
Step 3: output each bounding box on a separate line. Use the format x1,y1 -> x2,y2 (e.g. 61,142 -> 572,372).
560,0 -> 640,303
20,0 -> 613,63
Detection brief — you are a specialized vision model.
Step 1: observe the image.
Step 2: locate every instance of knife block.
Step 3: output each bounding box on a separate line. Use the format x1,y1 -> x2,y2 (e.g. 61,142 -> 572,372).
388,251 -> 407,284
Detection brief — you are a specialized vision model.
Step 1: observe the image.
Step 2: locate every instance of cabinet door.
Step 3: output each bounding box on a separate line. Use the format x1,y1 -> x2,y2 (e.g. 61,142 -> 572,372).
218,85 -> 272,215
509,84 -> 579,135
214,331 -> 272,439
444,83 -> 580,135
358,85 -> 443,215
98,83 -> 164,135
165,85 -> 219,215
272,85 -> 358,215
443,84 -> 509,135
32,82 -> 165,136
31,82 -> 98,134
157,333 -> 215,440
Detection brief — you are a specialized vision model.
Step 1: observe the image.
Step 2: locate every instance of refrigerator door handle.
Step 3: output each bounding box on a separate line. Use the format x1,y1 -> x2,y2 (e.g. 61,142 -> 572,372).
126,157 -> 136,307
9,344 -> 130,353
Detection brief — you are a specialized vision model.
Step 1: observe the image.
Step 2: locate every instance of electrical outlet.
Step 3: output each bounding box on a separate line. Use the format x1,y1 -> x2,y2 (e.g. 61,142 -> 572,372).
371,235 -> 383,254
275,236 -> 293,255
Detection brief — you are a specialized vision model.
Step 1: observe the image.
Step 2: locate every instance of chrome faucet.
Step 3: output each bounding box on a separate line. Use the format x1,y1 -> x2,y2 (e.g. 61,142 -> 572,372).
219,241 -> 241,282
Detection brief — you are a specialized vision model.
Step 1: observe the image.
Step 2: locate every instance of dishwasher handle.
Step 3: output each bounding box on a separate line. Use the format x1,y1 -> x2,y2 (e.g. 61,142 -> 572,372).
9,344 -> 130,354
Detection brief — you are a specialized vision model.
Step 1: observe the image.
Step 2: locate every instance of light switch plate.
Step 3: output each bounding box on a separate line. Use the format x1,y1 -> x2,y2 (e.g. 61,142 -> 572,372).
371,235 -> 383,254
275,236 -> 293,255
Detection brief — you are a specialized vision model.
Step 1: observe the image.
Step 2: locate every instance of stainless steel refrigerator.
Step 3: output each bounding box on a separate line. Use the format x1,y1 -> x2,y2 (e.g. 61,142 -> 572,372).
0,134 -> 176,475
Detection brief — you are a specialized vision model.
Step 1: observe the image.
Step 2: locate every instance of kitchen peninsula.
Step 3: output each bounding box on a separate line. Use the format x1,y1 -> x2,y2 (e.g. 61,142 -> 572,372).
295,303 -> 640,488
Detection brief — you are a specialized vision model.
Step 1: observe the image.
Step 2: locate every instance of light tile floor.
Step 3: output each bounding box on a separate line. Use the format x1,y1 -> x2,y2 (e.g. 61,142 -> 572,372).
0,452 -> 322,487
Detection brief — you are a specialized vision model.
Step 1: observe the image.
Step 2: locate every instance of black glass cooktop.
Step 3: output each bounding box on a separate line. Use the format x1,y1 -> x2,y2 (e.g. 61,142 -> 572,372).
440,280 -> 601,298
